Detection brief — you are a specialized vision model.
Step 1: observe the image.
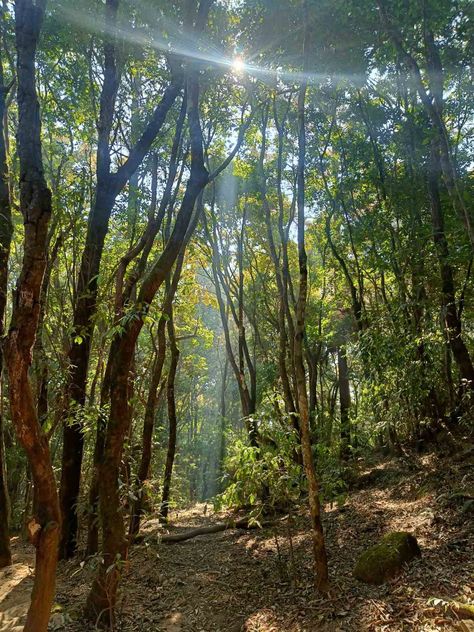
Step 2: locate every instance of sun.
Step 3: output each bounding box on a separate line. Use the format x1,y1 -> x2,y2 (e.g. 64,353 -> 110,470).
231,56 -> 245,73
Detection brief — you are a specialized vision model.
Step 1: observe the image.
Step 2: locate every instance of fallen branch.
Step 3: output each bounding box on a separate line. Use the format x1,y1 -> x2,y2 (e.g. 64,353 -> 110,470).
160,517 -> 270,543
134,516 -> 273,545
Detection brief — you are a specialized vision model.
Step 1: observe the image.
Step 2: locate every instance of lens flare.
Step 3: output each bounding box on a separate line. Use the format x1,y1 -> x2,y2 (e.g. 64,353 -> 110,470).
231,56 -> 245,73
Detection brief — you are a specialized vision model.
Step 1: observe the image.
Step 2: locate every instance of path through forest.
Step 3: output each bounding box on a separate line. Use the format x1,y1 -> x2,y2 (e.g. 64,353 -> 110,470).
1,450 -> 473,631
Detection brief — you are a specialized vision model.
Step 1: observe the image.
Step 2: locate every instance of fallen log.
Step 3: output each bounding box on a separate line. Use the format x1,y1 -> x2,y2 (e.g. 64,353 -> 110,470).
160,517 -> 268,543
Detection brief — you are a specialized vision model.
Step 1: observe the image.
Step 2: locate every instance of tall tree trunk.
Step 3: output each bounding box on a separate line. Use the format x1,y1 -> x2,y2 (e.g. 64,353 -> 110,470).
58,0 -> 182,558
160,309 -> 179,522
338,346 -> 351,460
0,47 -> 12,569
128,347 -> 166,537
293,2 -> 329,592
206,213 -> 258,446
4,3 -> 61,630
258,109 -> 299,434
59,0 -> 121,559
85,63 -> 209,625
127,101 -> 188,538
128,240 -> 188,537
85,352 -> 112,557
217,356 -> 228,492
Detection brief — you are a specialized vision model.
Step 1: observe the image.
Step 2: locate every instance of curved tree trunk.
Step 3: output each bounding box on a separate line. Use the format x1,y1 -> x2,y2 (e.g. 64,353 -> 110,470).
128,100 -> 188,538
85,63 -> 209,626
129,239 -> 188,536
58,0 -> 182,559
4,2 -> 61,630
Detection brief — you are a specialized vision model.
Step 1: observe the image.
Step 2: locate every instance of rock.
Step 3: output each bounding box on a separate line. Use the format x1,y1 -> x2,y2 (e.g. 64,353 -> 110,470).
450,601 -> 474,620
353,532 -> 421,584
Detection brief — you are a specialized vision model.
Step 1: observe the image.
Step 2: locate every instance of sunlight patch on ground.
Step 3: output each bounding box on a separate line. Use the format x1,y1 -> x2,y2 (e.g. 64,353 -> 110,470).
244,608 -> 288,631
160,611 -> 183,631
0,563 -> 32,605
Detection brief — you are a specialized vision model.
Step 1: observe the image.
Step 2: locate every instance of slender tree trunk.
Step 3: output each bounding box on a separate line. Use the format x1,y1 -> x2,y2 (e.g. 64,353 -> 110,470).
293,4 -> 329,591
127,108 -> 188,537
0,409 -> 10,568
0,47 -> 12,569
258,110 -> 299,436
84,353 -> 111,557
4,3 -> 61,630
206,215 -> 258,446
217,356 -> 228,492
160,309 -> 179,522
129,222 -> 189,536
338,346 -> 351,460
85,64 -> 209,625
128,348 -> 166,537
59,0 -> 182,558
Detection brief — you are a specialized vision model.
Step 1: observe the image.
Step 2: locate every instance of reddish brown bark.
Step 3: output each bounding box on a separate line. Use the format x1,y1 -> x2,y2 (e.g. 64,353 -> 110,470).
58,0 -> 183,559
85,63 -> 209,625
128,365 -> 165,537
129,245 -> 186,536
4,2 -> 61,630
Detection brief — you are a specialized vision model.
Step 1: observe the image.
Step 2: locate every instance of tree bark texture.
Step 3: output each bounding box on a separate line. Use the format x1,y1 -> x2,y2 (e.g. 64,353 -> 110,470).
85,64 -> 209,625
59,0 -> 182,558
4,2 -> 61,630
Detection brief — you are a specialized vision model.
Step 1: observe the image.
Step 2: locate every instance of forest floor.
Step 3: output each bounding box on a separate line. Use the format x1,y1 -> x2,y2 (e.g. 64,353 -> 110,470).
1,444 -> 473,632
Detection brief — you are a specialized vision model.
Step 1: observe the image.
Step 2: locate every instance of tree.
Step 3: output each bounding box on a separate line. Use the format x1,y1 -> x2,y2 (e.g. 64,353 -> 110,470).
4,1 -> 60,629
85,19 -> 211,615
0,41 -> 13,571
293,0 -> 328,592
59,0 -> 183,558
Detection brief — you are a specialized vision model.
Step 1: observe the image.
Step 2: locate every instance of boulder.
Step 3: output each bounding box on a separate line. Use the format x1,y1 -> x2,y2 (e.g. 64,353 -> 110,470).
354,531 -> 421,584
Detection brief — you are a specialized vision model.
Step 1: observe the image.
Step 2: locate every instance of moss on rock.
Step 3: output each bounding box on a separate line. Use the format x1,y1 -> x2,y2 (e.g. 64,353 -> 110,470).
354,531 -> 421,584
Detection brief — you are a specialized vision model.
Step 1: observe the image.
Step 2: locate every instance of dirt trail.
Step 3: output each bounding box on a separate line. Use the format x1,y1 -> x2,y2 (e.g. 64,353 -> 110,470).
0,539 -> 34,632
1,450 -> 473,631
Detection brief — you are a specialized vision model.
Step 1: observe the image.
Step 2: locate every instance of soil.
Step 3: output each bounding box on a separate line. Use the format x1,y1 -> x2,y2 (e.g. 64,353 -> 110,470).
1,447 -> 473,631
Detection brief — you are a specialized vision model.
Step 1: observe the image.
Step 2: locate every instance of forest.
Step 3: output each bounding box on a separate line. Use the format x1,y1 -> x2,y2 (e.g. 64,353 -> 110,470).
0,0 -> 473,630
